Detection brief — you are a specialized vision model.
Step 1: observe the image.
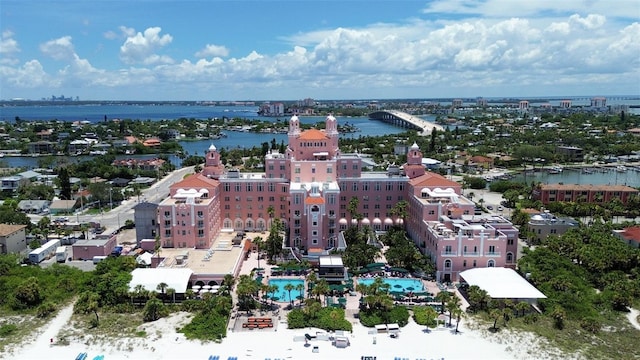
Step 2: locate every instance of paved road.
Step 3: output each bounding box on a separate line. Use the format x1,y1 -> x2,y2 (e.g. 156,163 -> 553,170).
29,166 -> 195,235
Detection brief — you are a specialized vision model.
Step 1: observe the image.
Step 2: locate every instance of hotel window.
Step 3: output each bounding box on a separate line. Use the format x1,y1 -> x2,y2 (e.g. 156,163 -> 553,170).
445,245 -> 452,254
375,183 -> 381,191
463,260 -> 467,267
508,238 -> 514,245
362,183 -> 369,191
327,167 -> 333,173
246,183 -> 253,192
257,183 -> 264,191
352,183 -> 358,191
386,195 -> 392,201
428,210 -> 435,215
165,229 -> 171,236
164,220 -> 171,228
312,230 -> 318,236
295,167 -> 301,174
224,196 -> 230,201
279,165 -> 285,171
352,164 -> 358,170
473,260 -> 477,267
386,182 -> 393,191
489,245 -> 496,254
312,221 -> 318,227
234,184 -> 240,192
197,220 -> 204,228
164,211 -> 170,217
224,183 -> 230,191
198,229 -> 204,238
258,196 -> 263,202
374,204 -> 380,209
269,183 -> 275,192
312,168 -> 316,173
197,211 -> 203,218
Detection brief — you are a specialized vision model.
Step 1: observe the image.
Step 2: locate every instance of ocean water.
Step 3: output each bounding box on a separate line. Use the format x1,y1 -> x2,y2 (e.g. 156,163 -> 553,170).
0,104 -> 432,168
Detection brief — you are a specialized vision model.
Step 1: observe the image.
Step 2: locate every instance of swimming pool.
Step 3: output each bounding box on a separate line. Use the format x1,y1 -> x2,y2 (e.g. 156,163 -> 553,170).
357,277 -> 425,293
268,279 -> 305,302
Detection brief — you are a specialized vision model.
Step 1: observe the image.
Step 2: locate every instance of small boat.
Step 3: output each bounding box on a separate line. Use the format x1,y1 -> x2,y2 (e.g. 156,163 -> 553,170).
616,165 -> 627,172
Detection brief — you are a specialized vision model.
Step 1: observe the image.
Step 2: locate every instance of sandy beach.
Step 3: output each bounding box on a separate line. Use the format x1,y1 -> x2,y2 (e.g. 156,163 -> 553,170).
2,300 -> 576,360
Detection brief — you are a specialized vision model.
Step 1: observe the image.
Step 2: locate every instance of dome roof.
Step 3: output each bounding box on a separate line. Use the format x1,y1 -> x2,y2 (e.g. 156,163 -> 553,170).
326,114 -> 336,122
531,214 -> 544,221
290,115 -> 299,122
411,142 -> 420,150
209,143 -> 217,151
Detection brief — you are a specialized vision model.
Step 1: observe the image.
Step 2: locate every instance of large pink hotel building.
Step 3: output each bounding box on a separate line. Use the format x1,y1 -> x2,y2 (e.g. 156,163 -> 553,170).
157,115 -> 519,282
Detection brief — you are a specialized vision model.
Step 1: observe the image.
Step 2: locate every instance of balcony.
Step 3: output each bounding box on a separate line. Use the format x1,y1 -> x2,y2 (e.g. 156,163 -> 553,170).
462,251 -> 480,256
485,251 -> 501,256
440,251 -> 457,256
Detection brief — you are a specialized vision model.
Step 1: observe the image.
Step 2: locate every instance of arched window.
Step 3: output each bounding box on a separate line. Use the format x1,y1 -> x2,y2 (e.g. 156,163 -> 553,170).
245,219 -> 254,230
506,252 -> 513,263
235,219 -> 243,230
487,260 -> 495,267
223,219 -> 232,229
294,237 -> 302,248
444,259 -> 452,269
328,237 -> 335,247
257,219 -> 265,230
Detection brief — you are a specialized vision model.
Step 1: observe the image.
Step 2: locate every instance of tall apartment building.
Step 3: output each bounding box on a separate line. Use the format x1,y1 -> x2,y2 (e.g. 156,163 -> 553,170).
156,115 -> 519,281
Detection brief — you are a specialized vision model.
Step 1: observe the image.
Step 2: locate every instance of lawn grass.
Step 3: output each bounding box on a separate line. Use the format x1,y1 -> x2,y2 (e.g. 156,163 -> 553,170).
469,311 -> 640,360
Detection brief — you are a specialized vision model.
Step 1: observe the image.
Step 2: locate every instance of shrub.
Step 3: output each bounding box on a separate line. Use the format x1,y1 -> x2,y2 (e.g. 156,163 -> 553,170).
0,324 -> 17,337
580,317 -> 601,334
36,301 -> 57,318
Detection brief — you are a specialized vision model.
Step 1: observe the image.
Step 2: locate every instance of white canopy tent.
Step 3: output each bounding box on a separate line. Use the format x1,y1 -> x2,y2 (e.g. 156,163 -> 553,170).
459,267 -> 546,302
129,268 -> 193,294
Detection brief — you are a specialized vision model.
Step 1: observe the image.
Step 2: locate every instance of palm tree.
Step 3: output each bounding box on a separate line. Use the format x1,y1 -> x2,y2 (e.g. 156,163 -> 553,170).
453,308 -> 463,333
156,282 -> 168,303
446,296 -> 462,327
253,236 -> 264,269
294,283 -> 304,306
434,291 -> 451,314
166,288 -> 176,304
489,308 -> 502,331
515,301 -> 529,317
284,283 -> 295,305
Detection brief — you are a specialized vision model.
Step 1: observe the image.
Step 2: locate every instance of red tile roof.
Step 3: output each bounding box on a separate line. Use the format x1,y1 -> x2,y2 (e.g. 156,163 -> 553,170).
305,196 -> 325,205
298,129 -> 328,140
172,173 -> 219,189
409,172 -> 460,188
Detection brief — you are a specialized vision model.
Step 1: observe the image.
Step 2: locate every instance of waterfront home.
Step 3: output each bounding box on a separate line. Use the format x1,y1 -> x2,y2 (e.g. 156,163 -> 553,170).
0,224 -> 28,255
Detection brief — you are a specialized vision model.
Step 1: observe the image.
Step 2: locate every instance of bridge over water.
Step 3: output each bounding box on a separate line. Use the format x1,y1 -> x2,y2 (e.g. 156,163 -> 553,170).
368,110 -> 444,135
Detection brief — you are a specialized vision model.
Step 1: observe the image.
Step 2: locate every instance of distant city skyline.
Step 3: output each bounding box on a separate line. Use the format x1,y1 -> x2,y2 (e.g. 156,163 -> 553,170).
1,0 -> 639,101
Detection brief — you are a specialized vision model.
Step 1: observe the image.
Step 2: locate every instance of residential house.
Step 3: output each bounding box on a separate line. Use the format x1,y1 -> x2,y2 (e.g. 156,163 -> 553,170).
613,226 -> 640,248
525,210 -> 580,243
49,200 -> 76,214
0,224 -> 28,255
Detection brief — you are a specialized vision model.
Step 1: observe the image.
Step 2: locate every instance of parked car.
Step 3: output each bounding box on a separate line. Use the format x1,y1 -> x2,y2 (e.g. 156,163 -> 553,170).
497,206 -> 504,211
486,205 -> 493,210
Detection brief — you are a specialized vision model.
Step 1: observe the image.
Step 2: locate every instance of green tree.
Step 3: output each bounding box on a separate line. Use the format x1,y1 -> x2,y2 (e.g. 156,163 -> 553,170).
143,298 -> 168,322
75,291 -> 100,327
57,167 -> 72,200
284,283 -> 295,305
14,276 -> 43,308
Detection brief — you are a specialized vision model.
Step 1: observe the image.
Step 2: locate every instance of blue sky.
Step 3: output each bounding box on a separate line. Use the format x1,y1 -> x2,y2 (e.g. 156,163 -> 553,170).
1,0 -> 639,101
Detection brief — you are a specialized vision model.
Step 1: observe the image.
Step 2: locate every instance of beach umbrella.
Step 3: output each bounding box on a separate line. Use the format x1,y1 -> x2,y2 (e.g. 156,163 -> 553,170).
270,296 -> 280,302
338,297 -> 347,305
393,284 -> 403,288
389,267 -> 409,273
406,286 -> 415,292
202,285 -> 211,290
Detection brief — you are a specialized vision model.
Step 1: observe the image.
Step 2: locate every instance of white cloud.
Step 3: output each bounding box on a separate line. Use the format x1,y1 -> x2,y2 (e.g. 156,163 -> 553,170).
119,27 -> 173,65
0,30 -> 20,65
0,59 -> 54,88
195,44 -> 229,58
1,11 -> 638,100
40,36 -> 76,61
